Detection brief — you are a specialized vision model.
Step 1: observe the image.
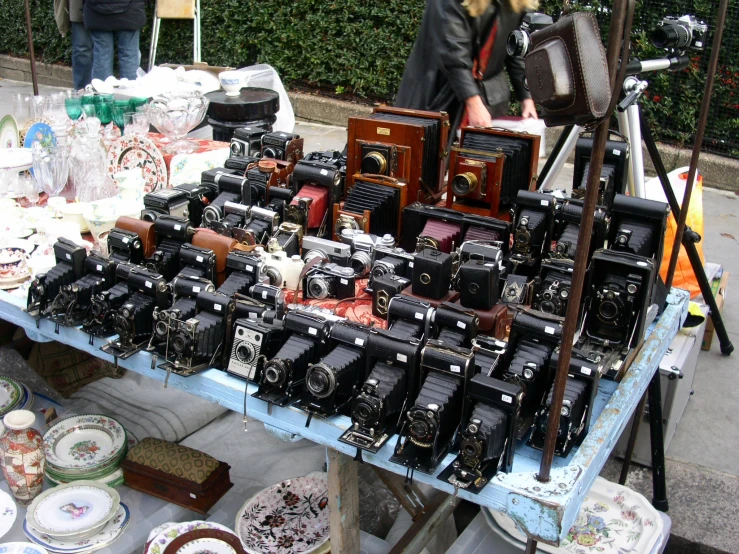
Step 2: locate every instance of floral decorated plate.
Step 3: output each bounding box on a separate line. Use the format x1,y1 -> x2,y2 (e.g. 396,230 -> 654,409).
0,542 -> 48,554
235,472 -> 330,554
0,116 -> 20,149
22,122 -> 56,150
43,415 -> 127,471
163,530 -> 249,554
106,135 -> 167,193
146,521 -> 236,554
0,491 -> 18,540
0,378 -> 22,415
26,481 -> 120,538
484,477 -> 664,553
24,503 -> 129,553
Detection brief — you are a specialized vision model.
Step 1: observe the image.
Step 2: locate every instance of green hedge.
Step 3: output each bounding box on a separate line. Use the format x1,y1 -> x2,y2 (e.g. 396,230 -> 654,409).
2,0 -> 738,156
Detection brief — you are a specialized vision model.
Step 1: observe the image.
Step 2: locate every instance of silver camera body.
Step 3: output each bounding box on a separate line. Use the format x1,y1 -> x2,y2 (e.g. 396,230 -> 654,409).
302,236 -> 351,265
228,322 -> 264,380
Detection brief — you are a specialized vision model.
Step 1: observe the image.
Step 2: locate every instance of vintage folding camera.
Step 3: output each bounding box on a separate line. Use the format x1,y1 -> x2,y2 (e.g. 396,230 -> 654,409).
500,274 -> 530,305
391,340 -> 473,474
458,259 -> 500,311
417,218 -> 463,254
474,335 -> 508,376
49,253 -> 117,327
156,291 -> 232,376
171,182 -> 219,228
201,173 -> 250,228
244,162 -> 274,208
372,274 -> 411,318
295,321 -> 372,419
82,262 -> 137,337
26,238 -> 87,318
433,302 -> 479,349
386,295 -> 435,340
261,132 -> 304,163
288,160 -> 340,235
266,222 -> 302,259
145,215 -> 195,282
527,352 -> 600,457
551,199 -> 610,261
176,243 -> 217,283
400,203 -> 511,256
253,310 -> 338,406
459,127 -> 540,214
230,125 -> 269,157
303,263 -> 356,301
227,317 -> 285,381
369,245 -> 415,289
347,107 -> 449,202
582,249 -> 656,350
445,146 -> 506,217
141,188 -> 190,223
411,248 -> 453,300
334,174 -> 407,239
240,206 -> 279,245
339,327 -> 423,453
573,136 -> 629,211
496,311 -> 563,432
265,187 -> 296,224
532,259 -> 575,317
439,374 -> 522,493
510,191 -> 556,274
302,236 -> 351,266
608,194 -> 669,266
338,229 -> 395,277
216,251 -> 267,297
107,228 -> 145,265
148,277 -> 213,353
101,267 -> 169,359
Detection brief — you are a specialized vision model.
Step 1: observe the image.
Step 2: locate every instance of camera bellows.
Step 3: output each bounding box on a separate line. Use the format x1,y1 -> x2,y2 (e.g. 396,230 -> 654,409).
353,362 -> 408,430
513,209 -> 547,257
408,372 -> 464,448
306,345 -> 363,400
343,179 -> 400,237
612,222 -> 654,258
420,219 -> 462,253
461,403 -> 508,464
264,335 -> 318,388
115,292 -> 156,345
291,185 -> 329,230
463,225 -> 502,243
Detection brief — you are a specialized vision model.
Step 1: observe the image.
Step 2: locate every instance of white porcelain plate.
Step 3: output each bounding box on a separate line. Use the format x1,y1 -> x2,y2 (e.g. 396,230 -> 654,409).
0,491 -> 18,540
177,538 -> 236,554
146,522 -> 235,554
0,148 -> 32,172
29,483 -> 118,536
0,378 -> 21,414
0,542 -> 48,554
24,503 -> 129,553
43,415 -> 126,471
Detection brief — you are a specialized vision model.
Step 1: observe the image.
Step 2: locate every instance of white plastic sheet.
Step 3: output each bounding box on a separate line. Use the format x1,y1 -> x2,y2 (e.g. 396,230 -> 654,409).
236,64 -> 296,133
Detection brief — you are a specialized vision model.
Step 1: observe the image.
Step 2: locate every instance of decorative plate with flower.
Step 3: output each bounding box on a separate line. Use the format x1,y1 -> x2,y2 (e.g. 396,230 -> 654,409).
0,378 -> 22,414
146,522 -> 235,554
43,415 -> 126,471
106,135 -> 167,193
236,472 -> 330,554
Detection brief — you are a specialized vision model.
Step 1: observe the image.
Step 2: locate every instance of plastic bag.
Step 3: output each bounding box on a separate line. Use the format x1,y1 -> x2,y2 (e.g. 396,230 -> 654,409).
236,64 -> 295,133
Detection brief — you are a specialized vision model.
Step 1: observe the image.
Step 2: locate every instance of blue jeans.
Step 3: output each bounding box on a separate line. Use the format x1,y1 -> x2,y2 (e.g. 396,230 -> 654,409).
90,30 -> 141,81
71,22 -> 93,90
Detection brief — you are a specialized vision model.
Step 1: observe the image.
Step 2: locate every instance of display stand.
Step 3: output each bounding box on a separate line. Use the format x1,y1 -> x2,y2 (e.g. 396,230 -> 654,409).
0,287 -> 688,549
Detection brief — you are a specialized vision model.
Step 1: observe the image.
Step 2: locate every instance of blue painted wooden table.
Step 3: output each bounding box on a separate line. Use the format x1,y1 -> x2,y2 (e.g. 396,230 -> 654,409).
0,288 -> 689,546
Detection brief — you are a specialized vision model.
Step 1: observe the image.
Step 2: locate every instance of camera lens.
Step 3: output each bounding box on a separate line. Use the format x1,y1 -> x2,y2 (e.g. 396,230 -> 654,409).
461,438 -> 482,460
539,300 -> 556,314
202,205 -> 222,225
230,142 -> 243,156
303,249 -> 327,265
598,299 -> 620,321
171,331 -> 191,355
506,30 -> 529,57
353,399 -> 375,424
262,147 -> 281,159
371,262 -> 393,281
264,361 -> 286,387
651,24 -> 690,49
264,266 -> 283,287
155,319 -> 169,338
236,342 -> 257,364
451,172 -> 478,196
515,229 -> 530,247
306,365 -> 335,399
141,210 -> 159,223
351,251 -> 373,277
308,278 -> 330,300
361,151 -> 387,175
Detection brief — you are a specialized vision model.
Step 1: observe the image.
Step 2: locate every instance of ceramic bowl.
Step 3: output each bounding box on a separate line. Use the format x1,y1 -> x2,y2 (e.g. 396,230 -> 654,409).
218,71 -> 243,96
27,255 -> 56,276
58,202 -> 90,233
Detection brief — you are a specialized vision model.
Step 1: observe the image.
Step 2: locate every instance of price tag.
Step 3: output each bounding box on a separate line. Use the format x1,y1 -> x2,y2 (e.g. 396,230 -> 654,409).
308,327 -> 318,336
196,255 -> 204,263
96,264 -> 103,272
544,326 -> 555,335
246,265 -> 254,272
637,261 -> 648,267
122,237 -> 129,243
581,366 -> 592,376
409,262 -> 414,268
320,169 -> 328,176
355,338 -> 364,347
145,281 -> 152,289
193,286 -> 201,293
501,394 -> 513,404
450,365 -> 460,373
262,291 -> 268,300
415,312 -> 424,320
540,200 -> 549,206
396,353 -> 407,363
214,304 -> 222,311
457,321 -> 467,330
340,279 -> 348,285
174,224 -> 182,231
613,149 -> 621,156
66,253 -> 71,260
249,312 -> 258,319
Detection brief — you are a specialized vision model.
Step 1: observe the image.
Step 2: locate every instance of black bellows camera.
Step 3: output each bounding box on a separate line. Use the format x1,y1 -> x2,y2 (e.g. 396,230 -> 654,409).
551,198 -> 610,262
439,374 -> 522,493
608,194 -> 668,267
295,321 -> 372,418
391,340 -> 473,474
177,244 -> 216,283
217,251 -> 266,297
339,327 -> 422,454
510,191 -> 556,274
506,12 -> 554,57
49,253 -> 117,326
386,295 -> 435,340
572,137 -> 629,211
532,259 -> 575,317
146,216 -> 194,281
27,238 -> 87,317
651,15 -> 708,51
433,302 -> 479,349
107,228 -> 145,265
82,262 -> 136,337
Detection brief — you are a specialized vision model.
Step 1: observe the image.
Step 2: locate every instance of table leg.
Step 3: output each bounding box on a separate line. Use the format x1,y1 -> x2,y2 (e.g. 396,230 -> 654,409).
619,392 -> 647,485
388,492 -> 459,554
648,372 -> 669,512
328,448 -> 361,553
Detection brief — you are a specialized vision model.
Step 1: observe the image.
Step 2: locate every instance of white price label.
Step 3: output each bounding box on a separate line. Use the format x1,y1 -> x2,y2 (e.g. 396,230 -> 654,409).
415,312 -> 424,320
214,304 -> 222,311
397,353 -> 407,363
340,278 -> 348,285
501,394 -> 513,404
637,261 -> 648,267
450,365 -> 460,373
262,291 -> 268,300
96,264 -> 103,272
246,265 -> 254,272
540,200 -> 549,206
613,149 -> 621,156
320,169 -> 328,176
355,338 -> 365,347
196,255 -> 204,263
145,281 -> 152,289
193,286 -> 201,293
457,321 -> 467,330
174,224 -> 182,231
544,326 -> 555,335
249,312 -> 258,319
581,366 -> 592,376
66,253 -> 71,260
409,262 -> 414,268
122,237 -> 129,244
308,327 -> 318,336
279,133 -> 286,137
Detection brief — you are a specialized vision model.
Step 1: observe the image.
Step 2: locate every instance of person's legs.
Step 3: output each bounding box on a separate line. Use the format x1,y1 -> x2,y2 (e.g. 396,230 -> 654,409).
70,23 -> 93,90
91,31 -> 115,81
116,30 -> 141,80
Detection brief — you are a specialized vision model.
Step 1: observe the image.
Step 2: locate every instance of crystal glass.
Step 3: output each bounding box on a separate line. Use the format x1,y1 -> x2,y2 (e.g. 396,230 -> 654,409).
31,95 -> 45,119
65,97 -> 83,121
129,97 -> 149,111
70,117 -> 115,203
22,175 -> 39,207
31,143 -> 70,197
13,94 -> 31,126
124,112 -> 148,136
111,99 -> 130,135
146,91 -> 209,154
94,94 -> 113,125
81,104 -> 97,118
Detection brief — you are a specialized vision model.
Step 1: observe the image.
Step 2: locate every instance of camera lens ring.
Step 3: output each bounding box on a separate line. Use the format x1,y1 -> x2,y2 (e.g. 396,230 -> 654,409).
264,360 -> 287,387
236,341 -> 257,364
361,151 -> 387,175
306,364 -> 336,399
451,172 -> 478,196
598,298 -> 621,321
351,251 -> 373,277
155,320 -> 169,338
202,205 -> 222,225
539,300 -> 557,314
307,277 -> 331,300
171,331 -> 191,355
420,273 -> 432,285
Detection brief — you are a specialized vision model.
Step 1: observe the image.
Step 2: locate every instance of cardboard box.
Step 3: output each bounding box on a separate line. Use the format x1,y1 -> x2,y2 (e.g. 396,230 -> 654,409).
159,62 -> 234,77
701,270 -> 729,351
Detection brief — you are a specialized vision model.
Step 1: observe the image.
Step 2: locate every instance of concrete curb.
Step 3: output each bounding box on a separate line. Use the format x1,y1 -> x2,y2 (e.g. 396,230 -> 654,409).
2,54 -> 738,191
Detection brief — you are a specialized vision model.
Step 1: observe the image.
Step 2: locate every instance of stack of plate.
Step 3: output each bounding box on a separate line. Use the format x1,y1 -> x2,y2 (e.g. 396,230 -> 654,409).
43,415 -> 127,487
23,481 -> 130,554
0,377 -> 34,418
145,521 -> 246,554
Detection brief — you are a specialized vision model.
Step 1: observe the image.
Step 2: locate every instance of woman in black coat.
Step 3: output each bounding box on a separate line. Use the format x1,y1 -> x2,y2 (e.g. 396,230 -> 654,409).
396,0 -> 538,135
84,0 -> 147,81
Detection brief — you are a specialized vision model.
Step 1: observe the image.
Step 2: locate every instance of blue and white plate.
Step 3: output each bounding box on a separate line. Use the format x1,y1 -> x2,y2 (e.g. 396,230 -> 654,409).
0,542 -> 48,554
23,122 -> 55,150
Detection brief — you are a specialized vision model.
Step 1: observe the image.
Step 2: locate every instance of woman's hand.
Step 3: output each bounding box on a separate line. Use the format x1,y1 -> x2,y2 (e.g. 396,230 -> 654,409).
521,98 -> 538,119
465,95 -> 493,127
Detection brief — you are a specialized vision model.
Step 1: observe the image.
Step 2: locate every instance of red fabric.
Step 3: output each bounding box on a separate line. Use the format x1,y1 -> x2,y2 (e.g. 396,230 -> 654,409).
460,21 -> 499,128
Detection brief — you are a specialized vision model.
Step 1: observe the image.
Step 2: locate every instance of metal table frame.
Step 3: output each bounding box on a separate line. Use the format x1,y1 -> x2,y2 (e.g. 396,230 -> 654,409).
0,288 -> 689,548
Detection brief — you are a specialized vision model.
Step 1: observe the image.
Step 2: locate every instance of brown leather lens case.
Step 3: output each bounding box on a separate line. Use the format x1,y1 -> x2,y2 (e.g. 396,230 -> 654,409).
192,230 -> 238,286
115,216 -> 156,258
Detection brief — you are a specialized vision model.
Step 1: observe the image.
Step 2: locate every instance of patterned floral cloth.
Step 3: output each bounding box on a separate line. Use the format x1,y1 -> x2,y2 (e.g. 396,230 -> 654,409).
148,134 -> 231,186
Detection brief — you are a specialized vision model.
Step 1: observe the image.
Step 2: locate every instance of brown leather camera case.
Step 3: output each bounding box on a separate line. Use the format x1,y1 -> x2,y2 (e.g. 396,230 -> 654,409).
192,230 -> 237,286
114,216 -> 156,258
